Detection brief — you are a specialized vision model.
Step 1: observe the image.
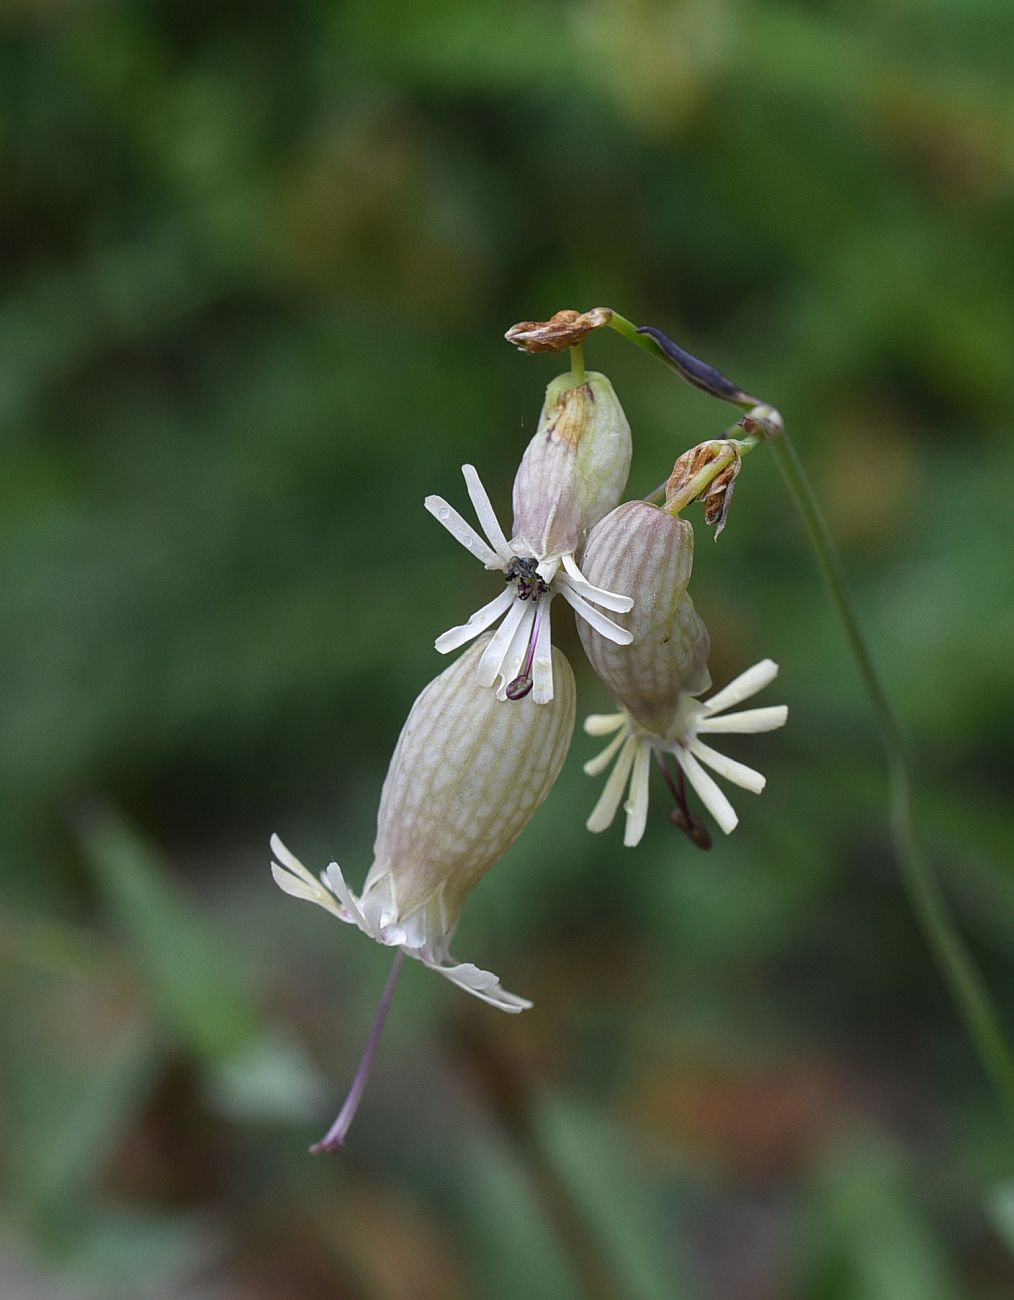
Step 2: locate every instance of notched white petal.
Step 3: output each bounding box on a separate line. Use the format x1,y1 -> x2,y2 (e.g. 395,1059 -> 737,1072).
478,598 -> 531,687
583,726 -> 628,777
586,734 -> 638,833
561,586 -> 633,645
559,554 -> 633,612
688,738 -> 766,794
425,494 -> 500,567
462,464 -> 511,558
428,959 -> 533,1012
583,712 -> 626,737
695,705 -> 788,734
677,748 -> 739,835
270,835 -> 345,918
702,659 -> 779,714
434,587 -> 515,654
622,740 -> 652,847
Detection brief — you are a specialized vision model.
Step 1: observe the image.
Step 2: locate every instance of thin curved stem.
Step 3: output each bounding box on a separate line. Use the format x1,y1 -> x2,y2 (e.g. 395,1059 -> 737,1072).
606,315 -> 1014,1126
766,431 -> 1014,1125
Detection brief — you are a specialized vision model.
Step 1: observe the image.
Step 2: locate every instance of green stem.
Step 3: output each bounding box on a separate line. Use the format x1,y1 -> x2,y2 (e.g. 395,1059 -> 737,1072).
766,430 -> 1014,1124
570,342 -> 587,384
607,315 -> 1014,1126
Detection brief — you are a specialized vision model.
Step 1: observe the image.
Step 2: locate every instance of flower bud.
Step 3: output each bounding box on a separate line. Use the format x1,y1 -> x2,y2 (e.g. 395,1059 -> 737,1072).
577,500 -> 710,735
510,371 -> 631,560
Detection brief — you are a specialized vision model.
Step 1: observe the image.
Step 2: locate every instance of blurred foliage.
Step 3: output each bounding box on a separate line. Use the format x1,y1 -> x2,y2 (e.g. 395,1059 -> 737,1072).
2,0 -> 1014,1296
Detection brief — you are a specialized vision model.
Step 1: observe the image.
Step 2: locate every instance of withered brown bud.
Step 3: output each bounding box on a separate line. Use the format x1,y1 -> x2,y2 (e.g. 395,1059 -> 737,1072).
664,440 -> 742,538
504,308 -> 613,354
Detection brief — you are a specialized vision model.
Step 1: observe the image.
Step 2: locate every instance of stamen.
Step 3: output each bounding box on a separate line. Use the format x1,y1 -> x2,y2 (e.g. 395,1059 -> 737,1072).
505,604 -> 544,700
654,751 -> 712,850
310,950 -> 406,1153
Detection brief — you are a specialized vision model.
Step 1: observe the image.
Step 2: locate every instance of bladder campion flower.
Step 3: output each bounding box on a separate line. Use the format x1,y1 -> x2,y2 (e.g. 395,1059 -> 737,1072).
577,500 -> 787,844
271,632 -> 575,1149
426,370 -> 635,704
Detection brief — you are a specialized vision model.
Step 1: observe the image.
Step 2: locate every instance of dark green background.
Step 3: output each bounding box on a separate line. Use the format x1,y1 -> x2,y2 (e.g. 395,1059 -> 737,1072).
3,0 -> 1013,1296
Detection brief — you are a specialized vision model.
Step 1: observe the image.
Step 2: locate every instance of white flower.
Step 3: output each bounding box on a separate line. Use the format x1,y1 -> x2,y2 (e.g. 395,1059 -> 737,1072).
270,632 -> 576,1012
584,659 -> 788,845
270,835 -> 531,1012
425,463 -> 633,704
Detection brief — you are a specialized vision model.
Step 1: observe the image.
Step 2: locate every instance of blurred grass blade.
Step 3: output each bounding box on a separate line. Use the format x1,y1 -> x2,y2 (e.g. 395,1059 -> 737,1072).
75,803 -> 260,1062
535,1096 -> 697,1300
20,1020 -> 163,1218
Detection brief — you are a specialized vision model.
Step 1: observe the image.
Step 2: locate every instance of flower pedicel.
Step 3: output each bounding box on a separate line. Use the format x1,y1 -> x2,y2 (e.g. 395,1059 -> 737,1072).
271,631 -> 575,1150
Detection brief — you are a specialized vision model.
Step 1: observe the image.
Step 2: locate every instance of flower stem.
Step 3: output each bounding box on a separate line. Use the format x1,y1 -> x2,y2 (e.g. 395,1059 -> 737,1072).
570,342 -> 587,384
765,430 -> 1014,1125
610,315 -> 1014,1126
310,949 -> 406,1153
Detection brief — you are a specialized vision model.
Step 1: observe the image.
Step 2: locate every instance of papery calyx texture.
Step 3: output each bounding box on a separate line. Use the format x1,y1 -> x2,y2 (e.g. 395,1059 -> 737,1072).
511,371 -> 632,561
577,500 -> 711,735
271,632 -> 576,1010
366,632 -> 575,928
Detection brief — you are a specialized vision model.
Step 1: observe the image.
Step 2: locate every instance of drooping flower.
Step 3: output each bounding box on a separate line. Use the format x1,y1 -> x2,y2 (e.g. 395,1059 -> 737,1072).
426,370 -> 635,704
583,661 -> 788,845
577,499 -> 787,844
272,632 -> 575,1009
270,632 -> 575,1149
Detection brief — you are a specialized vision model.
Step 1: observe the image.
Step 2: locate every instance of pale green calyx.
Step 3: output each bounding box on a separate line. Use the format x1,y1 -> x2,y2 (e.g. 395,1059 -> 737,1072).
577,500 -> 711,737
511,370 -> 632,559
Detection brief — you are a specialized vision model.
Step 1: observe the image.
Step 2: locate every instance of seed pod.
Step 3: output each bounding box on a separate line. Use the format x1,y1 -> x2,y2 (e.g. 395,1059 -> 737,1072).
360,631 -> 576,942
577,501 -> 710,736
511,371 -> 631,560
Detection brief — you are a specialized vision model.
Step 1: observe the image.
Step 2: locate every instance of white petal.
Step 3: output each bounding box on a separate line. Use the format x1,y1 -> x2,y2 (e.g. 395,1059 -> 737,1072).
584,712 -> 626,737
325,863 -> 374,936
269,834 -> 316,886
434,587 -> 515,653
677,748 -> 739,835
493,598 -> 535,698
688,738 -> 766,794
270,861 -> 342,917
462,464 -> 510,557
583,726 -> 628,777
425,495 -> 499,566
586,735 -> 638,833
559,554 -> 633,612
428,959 -> 533,1012
531,599 -> 554,704
696,705 -> 788,734
477,598 -> 530,687
623,740 -> 652,847
561,586 -> 633,645
702,659 -> 779,714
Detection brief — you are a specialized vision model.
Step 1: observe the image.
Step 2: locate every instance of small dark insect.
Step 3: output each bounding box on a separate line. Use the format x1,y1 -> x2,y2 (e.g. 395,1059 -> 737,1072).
504,556 -> 548,602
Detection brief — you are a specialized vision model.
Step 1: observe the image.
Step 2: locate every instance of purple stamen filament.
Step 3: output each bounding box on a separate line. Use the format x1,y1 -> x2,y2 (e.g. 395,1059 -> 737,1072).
654,750 -> 712,850
310,949 -> 406,1154
506,604 -> 544,700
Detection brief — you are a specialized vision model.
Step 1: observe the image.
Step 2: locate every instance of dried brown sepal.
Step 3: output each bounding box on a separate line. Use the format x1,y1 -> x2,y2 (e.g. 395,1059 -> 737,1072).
504,307 -> 613,354
703,460 -> 739,538
665,440 -> 742,538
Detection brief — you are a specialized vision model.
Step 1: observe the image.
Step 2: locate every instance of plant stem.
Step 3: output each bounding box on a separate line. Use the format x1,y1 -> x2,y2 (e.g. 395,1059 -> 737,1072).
765,430 -> 1014,1123
607,314 -> 1014,1125
570,342 -> 587,384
